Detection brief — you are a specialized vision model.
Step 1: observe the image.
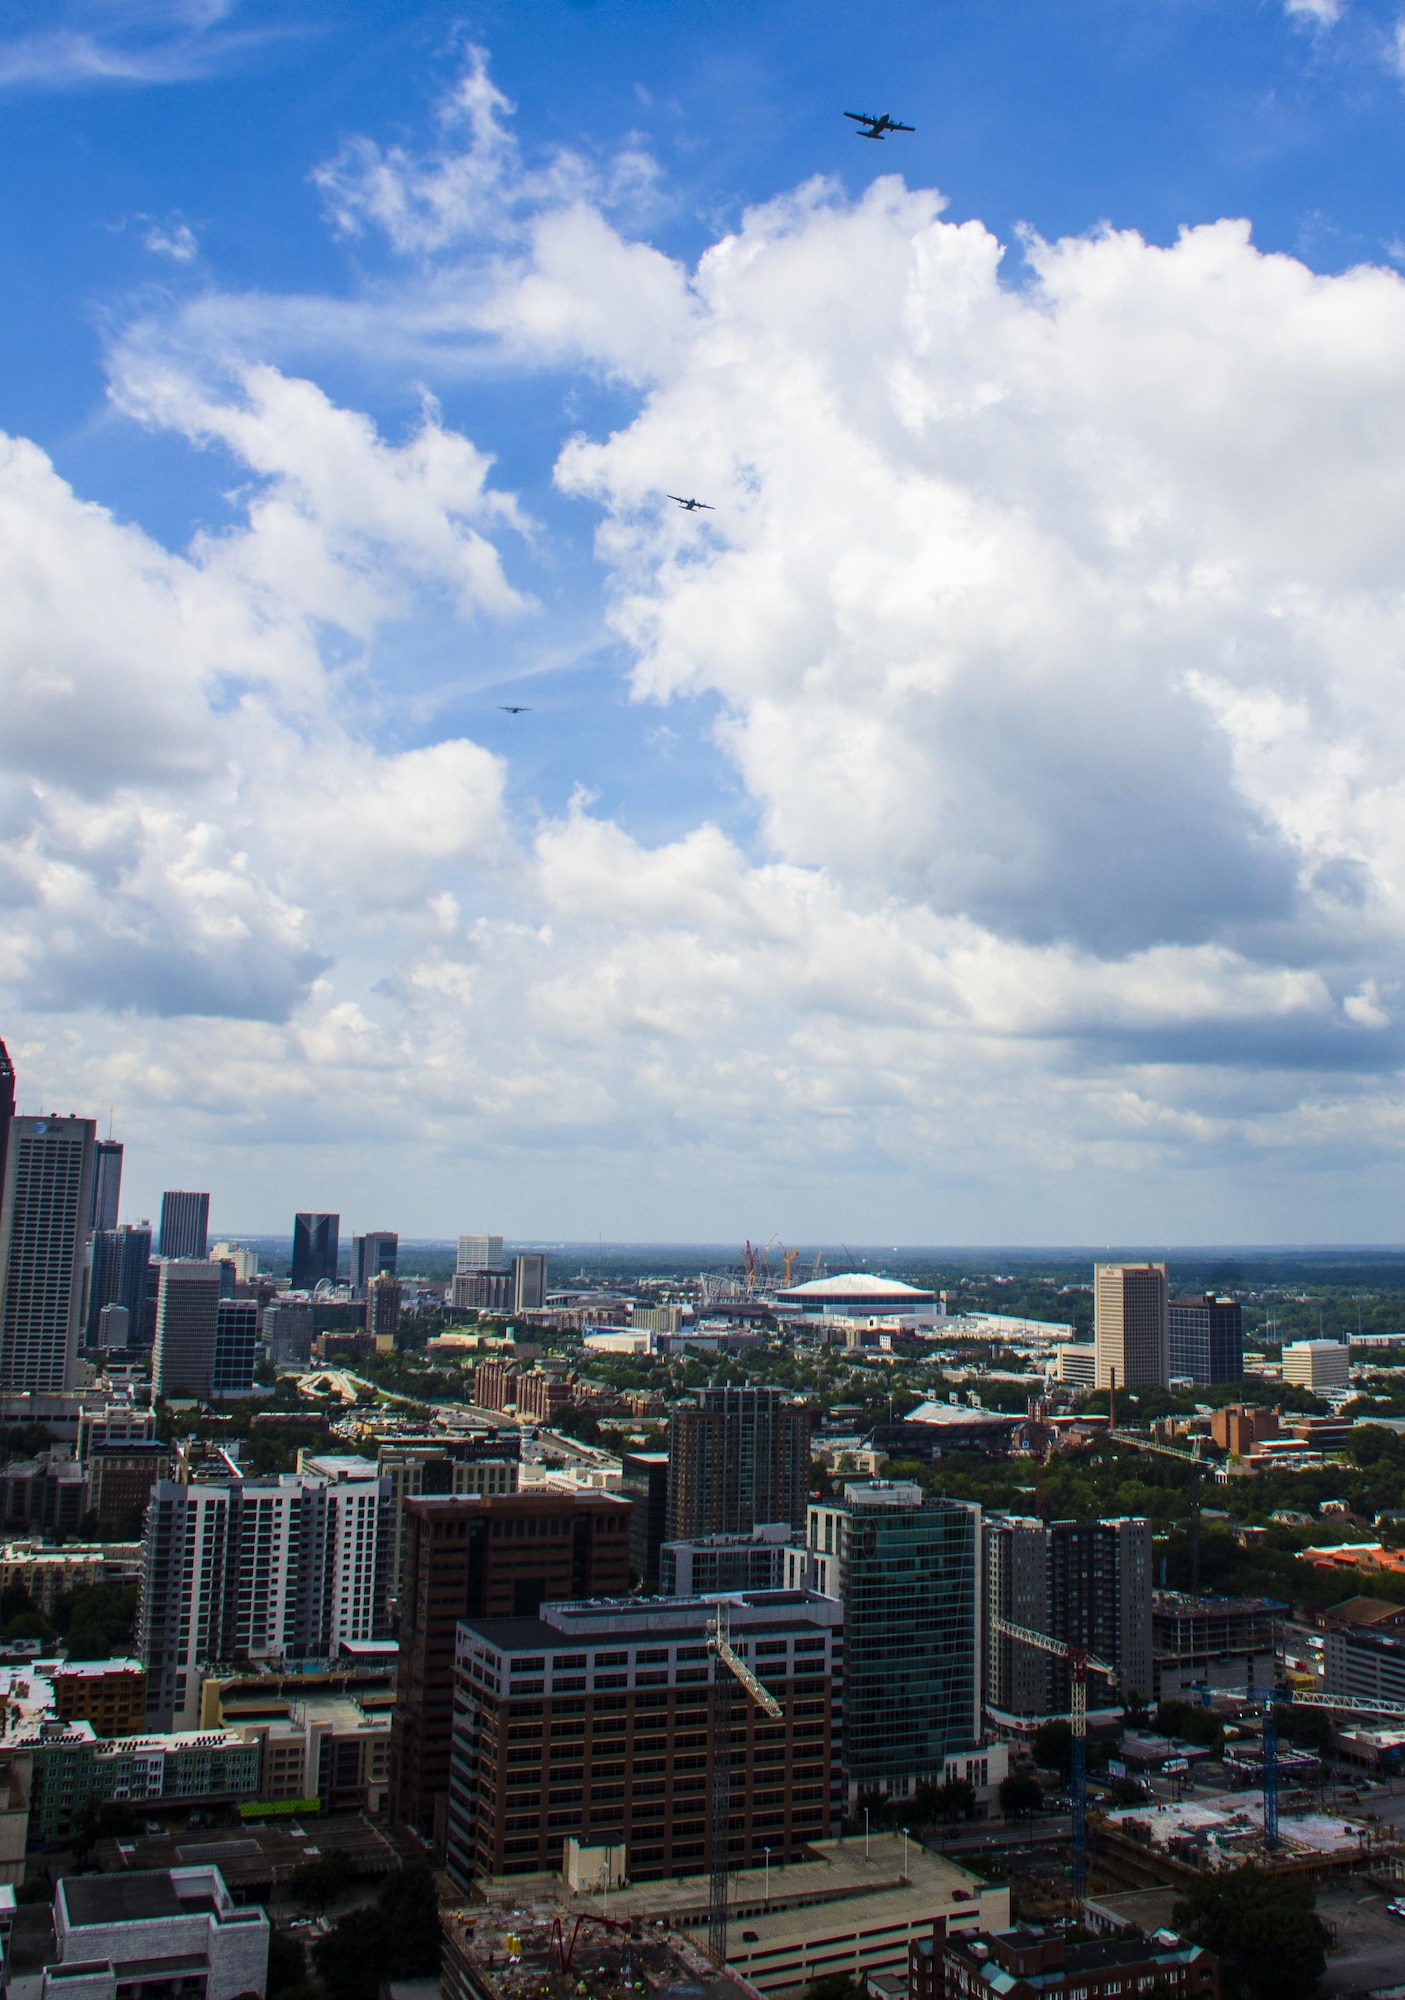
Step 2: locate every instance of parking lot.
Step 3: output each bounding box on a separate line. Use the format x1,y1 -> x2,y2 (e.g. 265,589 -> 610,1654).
1317,1882 -> 1405,1997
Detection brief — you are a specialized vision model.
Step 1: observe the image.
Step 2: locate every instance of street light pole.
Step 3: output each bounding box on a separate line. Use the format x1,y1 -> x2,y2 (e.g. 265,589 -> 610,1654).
902,1827 -> 909,1880
764,1847 -> 770,1908
864,1807 -> 870,1859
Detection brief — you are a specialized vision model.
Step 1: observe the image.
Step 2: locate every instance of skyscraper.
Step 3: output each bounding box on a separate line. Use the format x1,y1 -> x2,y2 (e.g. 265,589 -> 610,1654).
212,1299 -> 258,1396
390,1490 -> 632,1837
90,1140 -> 123,1231
1094,1261 -> 1169,1390
983,1513 -> 1153,1718
795,1480 -> 983,1805
0,1114 -> 96,1393
353,1230 -> 398,1292
666,1386 -> 812,1540
85,1223 -> 153,1347
158,1191 -> 210,1261
291,1212 -> 339,1291
456,1234 -> 503,1272
1168,1293 -> 1243,1384
0,1038 -> 14,1219
512,1251 -> 547,1313
151,1259 -> 221,1400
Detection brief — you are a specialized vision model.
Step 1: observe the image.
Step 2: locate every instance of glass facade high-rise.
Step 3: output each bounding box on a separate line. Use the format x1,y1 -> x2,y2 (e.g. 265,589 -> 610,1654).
212,1299 -> 258,1396
291,1212 -> 339,1291
796,1480 -> 982,1801
0,1115 -> 96,1393
85,1223 -> 153,1347
90,1141 -> 123,1231
1168,1293 -> 1243,1384
512,1251 -> 547,1313
353,1230 -> 399,1292
158,1190 -> 209,1261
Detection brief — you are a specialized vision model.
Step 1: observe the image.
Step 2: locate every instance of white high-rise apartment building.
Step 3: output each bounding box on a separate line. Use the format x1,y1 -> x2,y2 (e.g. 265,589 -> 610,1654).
138,1456 -> 389,1728
457,1234 -> 504,1272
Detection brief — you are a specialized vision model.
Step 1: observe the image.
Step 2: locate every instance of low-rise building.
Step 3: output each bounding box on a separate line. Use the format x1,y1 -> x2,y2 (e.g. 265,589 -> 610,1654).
11,1720 -> 97,1846
49,1661 -> 147,1738
1054,1344 -> 1097,1388
85,1445 -> 173,1531
1281,1341 -> 1350,1390
1210,1406 -> 1278,1457
917,1925 -> 1219,2000
46,1866 -> 268,2000
0,1460 -> 87,1541
94,1731 -> 259,1807
225,1695 -> 389,1814
0,1543 -> 143,1618
0,1753 -> 30,1884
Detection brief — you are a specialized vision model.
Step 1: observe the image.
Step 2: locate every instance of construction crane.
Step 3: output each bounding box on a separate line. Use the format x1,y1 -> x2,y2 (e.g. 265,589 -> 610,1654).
781,1247 -> 800,1285
989,1612 -> 1118,1900
1198,1683 -> 1405,1850
549,1914 -> 633,1974
708,1599 -> 783,1967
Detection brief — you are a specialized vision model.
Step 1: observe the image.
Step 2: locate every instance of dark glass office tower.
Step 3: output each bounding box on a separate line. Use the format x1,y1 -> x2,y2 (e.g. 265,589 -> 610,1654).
158,1190 -> 209,1260
291,1211 -> 340,1290
86,1223 -> 153,1346
0,1038 -> 16,1230
806,1480 -> 981,1800
353,1229 -> 398,1291
90,1141 -> 123,1231
1168,1294 -> 1243,1384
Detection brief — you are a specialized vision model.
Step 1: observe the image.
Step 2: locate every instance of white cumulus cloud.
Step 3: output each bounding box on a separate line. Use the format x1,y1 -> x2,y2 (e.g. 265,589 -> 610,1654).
12,51 -> 1405,1237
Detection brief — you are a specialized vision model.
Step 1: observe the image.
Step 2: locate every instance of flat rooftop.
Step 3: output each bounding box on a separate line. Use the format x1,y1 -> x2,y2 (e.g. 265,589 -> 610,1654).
64,1874 -> 183,1926
1102,1790 -> 1371,1862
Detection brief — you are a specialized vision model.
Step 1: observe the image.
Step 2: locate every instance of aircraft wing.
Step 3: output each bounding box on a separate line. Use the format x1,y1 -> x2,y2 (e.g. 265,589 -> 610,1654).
892,120 -> 915,131
843,111 -> 876,123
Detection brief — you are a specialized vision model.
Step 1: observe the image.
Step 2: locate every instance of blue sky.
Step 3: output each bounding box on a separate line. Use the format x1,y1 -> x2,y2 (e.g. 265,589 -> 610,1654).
5,0 -> 1405,1241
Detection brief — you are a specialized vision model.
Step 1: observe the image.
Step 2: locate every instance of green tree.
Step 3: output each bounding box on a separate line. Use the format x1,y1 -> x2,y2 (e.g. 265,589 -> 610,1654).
999,1771 -> 1044,1818
1032,1717 -> 1072,1777
1174,1866 -> 1330,2000
311,1863 -> 441,2000
806,1979 -> 864,2000
288,1851 -> 355,1913
265,1926 -> 316,2000
3,1611 -> 54,1644
933,1775 -> 977,1822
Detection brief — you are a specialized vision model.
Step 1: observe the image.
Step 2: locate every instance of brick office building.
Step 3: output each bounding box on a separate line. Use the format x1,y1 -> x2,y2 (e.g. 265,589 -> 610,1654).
913,1925 -> 1219,2000
390,1490 -> 632,1839
447,1589 -> 842,1885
